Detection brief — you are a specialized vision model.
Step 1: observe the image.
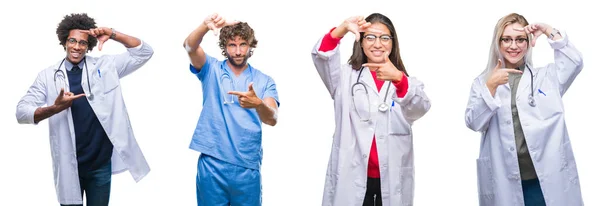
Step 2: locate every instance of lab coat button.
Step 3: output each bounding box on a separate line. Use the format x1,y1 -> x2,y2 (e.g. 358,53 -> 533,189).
510,147 -> 515,151
363,154 -> 367,158
506,120 -> 511,125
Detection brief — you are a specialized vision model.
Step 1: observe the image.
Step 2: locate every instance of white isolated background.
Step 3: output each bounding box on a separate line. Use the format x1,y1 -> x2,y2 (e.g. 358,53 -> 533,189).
0,0 -> 598,205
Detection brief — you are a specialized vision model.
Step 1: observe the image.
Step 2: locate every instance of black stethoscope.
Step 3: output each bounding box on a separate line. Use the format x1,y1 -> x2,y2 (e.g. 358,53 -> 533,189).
53,58 -> 94,100
524,63 -> 536,107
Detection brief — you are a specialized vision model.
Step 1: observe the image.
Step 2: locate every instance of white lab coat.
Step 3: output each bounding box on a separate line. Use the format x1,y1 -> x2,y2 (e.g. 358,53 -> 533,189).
16,42 -> 153,205
312,38 -> 430,206
465,32 -> 583,206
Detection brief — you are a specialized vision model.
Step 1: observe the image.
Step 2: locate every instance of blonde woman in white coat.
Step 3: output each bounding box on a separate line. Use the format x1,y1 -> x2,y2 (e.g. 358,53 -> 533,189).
465,13 -> 584,206
312,13 -> 430,206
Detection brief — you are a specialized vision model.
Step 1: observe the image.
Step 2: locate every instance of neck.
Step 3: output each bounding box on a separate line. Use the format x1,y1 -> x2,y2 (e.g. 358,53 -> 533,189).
226,61 -> 248,77
505,60 -> 524,69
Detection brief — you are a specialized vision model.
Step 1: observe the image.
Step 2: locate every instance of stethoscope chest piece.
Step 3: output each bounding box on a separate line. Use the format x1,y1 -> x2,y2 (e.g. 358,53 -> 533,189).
528,94 -> 536,107
378,103 -> 389,112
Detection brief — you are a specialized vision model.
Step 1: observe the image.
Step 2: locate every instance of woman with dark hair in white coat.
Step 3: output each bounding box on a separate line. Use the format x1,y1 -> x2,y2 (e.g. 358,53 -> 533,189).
465,13 -> 584,206
312,13 -> 430,206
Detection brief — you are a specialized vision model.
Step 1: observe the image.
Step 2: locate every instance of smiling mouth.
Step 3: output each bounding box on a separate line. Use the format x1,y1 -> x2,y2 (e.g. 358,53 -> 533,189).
70,52 -> 83,58
507,51 -> 521,57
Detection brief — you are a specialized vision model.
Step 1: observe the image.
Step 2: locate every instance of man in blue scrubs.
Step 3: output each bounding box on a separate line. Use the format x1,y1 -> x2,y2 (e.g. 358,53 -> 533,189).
183,13 -> 279,206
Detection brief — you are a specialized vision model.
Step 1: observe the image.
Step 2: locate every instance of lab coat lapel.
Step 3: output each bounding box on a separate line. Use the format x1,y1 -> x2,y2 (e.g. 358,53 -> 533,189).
360,67 -> 380,98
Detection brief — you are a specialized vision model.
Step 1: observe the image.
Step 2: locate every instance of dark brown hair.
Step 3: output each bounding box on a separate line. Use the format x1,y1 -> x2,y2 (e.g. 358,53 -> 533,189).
218,22 -> 258,57
348,13 -> 408,76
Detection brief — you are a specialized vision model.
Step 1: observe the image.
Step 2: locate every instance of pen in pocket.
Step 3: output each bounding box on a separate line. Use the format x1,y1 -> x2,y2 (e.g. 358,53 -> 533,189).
97,69 -> 101,78
538,89 -> 546,96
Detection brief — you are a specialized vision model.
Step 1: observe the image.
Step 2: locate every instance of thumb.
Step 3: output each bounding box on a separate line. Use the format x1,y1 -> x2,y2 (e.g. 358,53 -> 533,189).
248,82 -> 254,92
385,51 -> 391,63
98,40 -> 104,51
494,59 -> 502,70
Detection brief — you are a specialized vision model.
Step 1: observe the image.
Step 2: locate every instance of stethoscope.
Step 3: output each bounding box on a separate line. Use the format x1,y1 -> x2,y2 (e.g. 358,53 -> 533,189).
351,66 -> 392,121
53,58 -> 94,100
524,64 -> 536,107
219,61 -> 253,105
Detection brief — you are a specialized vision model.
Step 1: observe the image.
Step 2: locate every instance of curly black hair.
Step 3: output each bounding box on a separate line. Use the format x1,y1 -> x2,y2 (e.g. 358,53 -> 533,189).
56,13 -> 98,51
218,22 -> 258,57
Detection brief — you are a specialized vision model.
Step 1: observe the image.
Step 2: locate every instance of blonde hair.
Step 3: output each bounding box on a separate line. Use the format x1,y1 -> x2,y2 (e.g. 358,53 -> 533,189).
483,13 -> 533,77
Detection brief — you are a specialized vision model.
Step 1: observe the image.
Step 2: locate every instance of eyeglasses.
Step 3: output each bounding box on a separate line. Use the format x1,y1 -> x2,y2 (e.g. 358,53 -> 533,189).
363,34 -> 393,45
499,37 -> 528,47
67,38 -> 89,47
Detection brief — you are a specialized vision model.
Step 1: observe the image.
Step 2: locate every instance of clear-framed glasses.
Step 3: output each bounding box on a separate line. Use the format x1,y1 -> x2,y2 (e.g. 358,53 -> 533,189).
67,38 -> 89,47
499,37 -> 528,47
351,81 -> 371,122
220,71 -> 235,104
53,70 -> 69,94
363,34 -> 393,45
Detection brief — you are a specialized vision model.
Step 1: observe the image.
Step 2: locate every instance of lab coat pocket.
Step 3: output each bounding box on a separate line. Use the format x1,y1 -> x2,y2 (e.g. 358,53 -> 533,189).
389,110 -> 411,136
476,157 -> 495,204
535,87 -> 563,120
101,69 -> 120,94
560,141 -> 580,190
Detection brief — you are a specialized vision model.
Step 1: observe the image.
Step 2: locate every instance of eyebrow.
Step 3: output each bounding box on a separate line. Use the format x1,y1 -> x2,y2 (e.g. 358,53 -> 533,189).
501,35 -> 527,38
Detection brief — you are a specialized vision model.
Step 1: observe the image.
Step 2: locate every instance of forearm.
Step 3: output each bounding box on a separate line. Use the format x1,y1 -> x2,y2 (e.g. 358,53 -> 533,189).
33,105 -> 61,124
330,24 -> 348,39
184,24 -> 210,52
256,101 -> 277,126
112,29 -> 142,48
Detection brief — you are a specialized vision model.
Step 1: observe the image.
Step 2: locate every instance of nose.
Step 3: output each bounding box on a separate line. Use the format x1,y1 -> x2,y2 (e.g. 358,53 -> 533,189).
509,40 -> 519,49
372,38 -> 384,48
73,43 -> 83,50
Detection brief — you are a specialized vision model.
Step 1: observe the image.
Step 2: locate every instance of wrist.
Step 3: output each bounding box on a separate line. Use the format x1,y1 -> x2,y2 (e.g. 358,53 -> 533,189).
331,24 -> 347,39
109,28 -> 117,40
49,104 -> 62,114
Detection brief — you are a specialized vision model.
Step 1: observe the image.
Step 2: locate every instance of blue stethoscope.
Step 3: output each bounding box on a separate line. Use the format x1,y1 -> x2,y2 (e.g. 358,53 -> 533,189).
219,60 -> 253,104
53,58 -> 94,100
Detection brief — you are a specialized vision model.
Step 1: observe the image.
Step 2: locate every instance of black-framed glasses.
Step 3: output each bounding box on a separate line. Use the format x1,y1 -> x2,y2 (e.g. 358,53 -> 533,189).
67,38 -> 89,47
363,34 -> 393,44
499,37 -> 528,47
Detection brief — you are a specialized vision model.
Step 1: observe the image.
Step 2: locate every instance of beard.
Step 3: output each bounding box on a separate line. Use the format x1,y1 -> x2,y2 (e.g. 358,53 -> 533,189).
226,53 -> 250,68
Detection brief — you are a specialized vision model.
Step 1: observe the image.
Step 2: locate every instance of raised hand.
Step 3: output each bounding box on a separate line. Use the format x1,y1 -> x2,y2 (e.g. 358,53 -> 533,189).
204,13 -> 240,36
54,88 -> 86,111
227,83 -> 263,108
81,27 -> 113,51
514,23 -> 552,47
486,59 -> 523,89
342,16 -> 383,42
362,52 -> 403,81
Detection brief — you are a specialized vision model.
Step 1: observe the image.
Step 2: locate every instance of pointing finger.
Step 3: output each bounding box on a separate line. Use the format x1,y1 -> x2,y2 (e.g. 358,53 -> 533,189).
362,63 -> 384,69
228,91 -> 246,96
503,68 -> 523,74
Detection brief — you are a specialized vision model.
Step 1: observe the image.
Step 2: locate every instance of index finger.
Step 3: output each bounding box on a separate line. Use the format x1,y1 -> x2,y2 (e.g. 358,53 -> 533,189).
362,63 -> 384,69
503,68 -> 523,74
73,93 -> 86,99
227,91 -> 246,96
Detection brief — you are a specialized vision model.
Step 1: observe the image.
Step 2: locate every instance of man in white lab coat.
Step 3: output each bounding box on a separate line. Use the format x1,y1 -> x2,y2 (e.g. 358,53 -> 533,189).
465,13 -> 584,206
15,13 -> 153,206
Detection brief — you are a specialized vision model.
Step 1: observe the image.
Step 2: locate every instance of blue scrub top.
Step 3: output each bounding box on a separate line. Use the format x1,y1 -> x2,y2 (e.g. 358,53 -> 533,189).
189,55 -> 279,170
